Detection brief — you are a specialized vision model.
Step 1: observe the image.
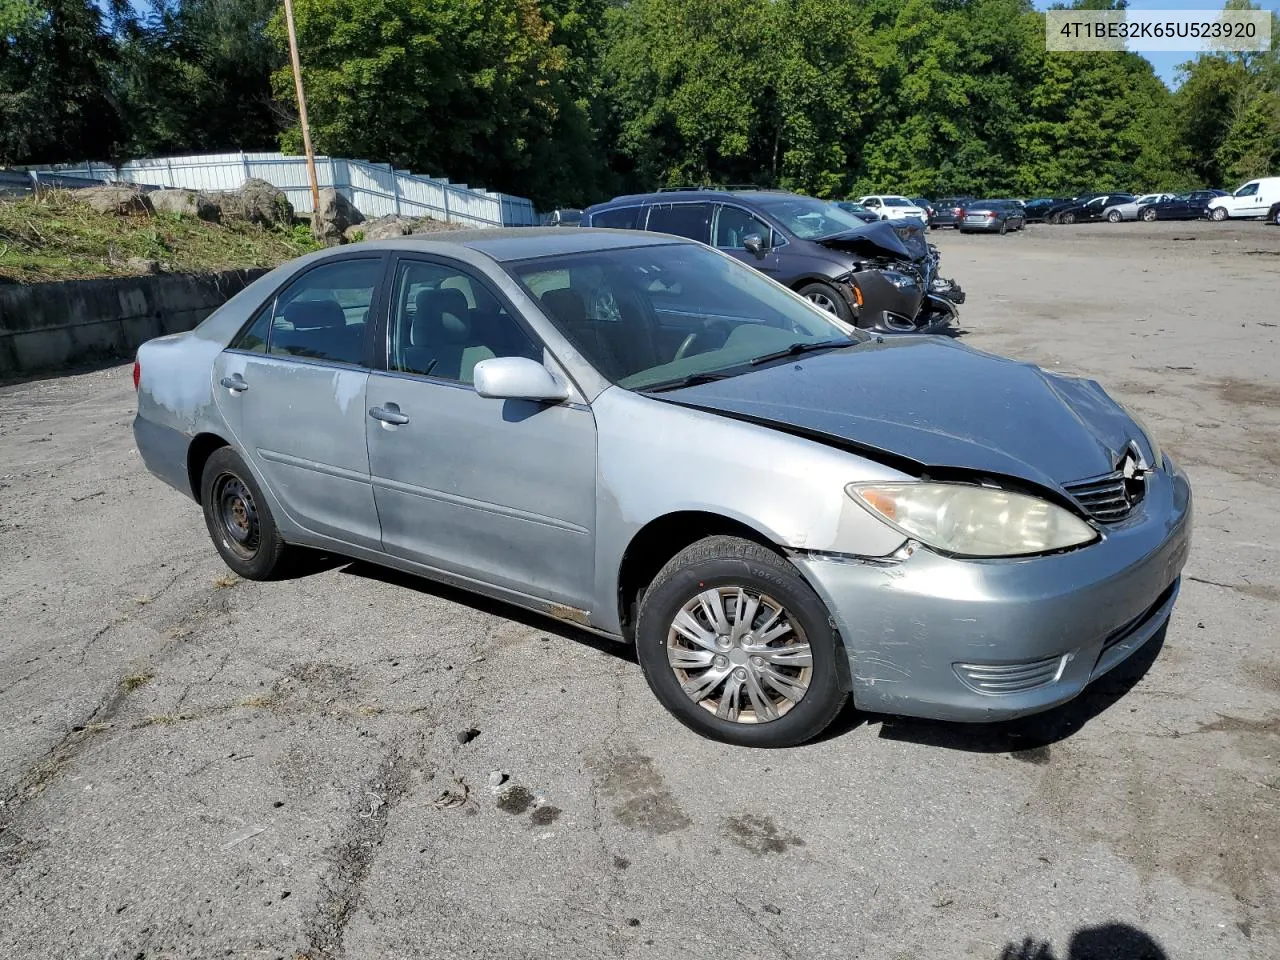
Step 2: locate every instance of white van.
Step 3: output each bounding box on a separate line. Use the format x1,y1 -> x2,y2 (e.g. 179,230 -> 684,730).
1207,177 -> 1280,220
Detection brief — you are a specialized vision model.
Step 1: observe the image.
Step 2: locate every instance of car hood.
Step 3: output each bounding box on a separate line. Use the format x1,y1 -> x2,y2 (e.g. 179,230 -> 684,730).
661,338 -> 1141,490
816,220 -> 920,261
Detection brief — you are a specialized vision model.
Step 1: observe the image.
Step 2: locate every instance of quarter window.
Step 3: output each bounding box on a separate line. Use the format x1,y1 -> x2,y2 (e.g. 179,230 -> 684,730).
645,203 -> 713,243
263,259 -> 381,365
590,206 -> 643,230
387,261 -> 539,384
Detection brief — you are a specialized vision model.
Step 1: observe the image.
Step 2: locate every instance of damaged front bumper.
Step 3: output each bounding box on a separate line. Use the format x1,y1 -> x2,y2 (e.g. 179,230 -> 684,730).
791,461 -> 1192,722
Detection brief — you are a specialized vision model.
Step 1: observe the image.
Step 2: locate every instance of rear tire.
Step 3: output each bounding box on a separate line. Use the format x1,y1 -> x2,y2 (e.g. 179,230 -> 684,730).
634,536 -> 848,747
1061,212 -> 1076,225
200,447 -> 288,580
998,220 -> 1008,235
1107,210 -> 1122,223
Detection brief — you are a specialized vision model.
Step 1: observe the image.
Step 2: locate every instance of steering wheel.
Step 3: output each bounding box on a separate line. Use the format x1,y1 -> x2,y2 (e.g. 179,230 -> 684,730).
673,333 -> 699,361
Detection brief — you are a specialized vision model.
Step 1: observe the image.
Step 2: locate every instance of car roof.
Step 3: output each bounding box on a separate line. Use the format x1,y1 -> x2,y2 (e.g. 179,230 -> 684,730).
350,227 -> 684,263
585,188 -> 794,211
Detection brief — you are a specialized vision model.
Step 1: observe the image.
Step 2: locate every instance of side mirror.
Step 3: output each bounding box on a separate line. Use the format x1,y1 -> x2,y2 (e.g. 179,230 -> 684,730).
743,233 -> 767,258
473,356 -> 569,403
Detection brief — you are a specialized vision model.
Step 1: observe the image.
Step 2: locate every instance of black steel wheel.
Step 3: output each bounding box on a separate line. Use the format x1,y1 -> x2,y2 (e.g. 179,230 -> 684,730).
200,447 -> 288,579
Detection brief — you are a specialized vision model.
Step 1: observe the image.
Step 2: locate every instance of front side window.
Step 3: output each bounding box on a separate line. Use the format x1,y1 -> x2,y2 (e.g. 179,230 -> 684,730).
387,260 -> 539,384
645,203 -> 713,243
510,243 -> 862,390
1235,182 -> 1259,197
713,206 -> 772,249
263,259 -> 380,365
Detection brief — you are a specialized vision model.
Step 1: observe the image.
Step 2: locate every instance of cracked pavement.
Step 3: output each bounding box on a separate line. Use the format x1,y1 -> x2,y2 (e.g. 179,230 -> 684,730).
1,220 -> 1278,959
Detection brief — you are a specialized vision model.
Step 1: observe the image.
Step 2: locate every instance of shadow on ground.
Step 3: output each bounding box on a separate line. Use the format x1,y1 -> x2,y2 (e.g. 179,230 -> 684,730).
1000,922 -> 1168,959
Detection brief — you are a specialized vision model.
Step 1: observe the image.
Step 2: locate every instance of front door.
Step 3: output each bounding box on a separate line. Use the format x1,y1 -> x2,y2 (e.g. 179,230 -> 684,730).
215,256 -> 385,548
712,203 -> 783,279
364,256 -> 597,608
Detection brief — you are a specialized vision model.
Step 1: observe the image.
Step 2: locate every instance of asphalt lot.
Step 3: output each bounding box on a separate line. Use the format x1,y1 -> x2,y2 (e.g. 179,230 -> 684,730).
1,219 -> 1278,959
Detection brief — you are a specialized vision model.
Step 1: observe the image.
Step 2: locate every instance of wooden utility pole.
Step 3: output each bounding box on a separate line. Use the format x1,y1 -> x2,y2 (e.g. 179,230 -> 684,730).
282,0 -> 321,214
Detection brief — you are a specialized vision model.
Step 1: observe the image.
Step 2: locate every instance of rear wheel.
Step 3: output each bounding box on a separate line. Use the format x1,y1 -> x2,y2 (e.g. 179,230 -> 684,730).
634,536 -> 848,747
796,281 -> 853,324
998,220 -> 1008,235
1061,212 -> 1076,225
200,447 -> 288,580
1210,207 -> 1228,221
1107,210 -> 1122,223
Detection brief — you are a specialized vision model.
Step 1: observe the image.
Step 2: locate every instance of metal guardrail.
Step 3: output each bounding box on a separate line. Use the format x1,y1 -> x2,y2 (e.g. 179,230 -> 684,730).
25,152 -> 538,227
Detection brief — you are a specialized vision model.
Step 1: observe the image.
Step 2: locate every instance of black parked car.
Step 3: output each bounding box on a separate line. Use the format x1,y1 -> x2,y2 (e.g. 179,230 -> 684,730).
933,197 -> 976,228
1022,198 -> 1073,223
833,200 -> 880,223
911,197 -> 937,224
1136,190 -> 1229,222
1048,194 -> 1136,224
583,189 -> 964,334
957,200 -> 1026,234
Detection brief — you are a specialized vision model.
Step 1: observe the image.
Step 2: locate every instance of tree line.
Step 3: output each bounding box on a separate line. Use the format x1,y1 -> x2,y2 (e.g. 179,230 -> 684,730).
2,0 -> 1277,209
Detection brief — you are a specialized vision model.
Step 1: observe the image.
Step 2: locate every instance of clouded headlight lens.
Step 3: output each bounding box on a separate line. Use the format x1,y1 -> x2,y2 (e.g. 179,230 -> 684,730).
846,482 -> 1098,557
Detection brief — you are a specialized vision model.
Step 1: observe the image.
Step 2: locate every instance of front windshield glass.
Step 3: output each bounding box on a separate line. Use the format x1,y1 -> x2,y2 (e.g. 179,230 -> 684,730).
508,243 -> 862,390
751,194 -> 869,239
883,197 -> 911,207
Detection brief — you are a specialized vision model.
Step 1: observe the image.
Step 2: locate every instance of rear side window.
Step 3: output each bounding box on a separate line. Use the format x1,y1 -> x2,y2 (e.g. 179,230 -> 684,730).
263,259 -> 381,365
646,203 -> 712,243
590,206 -> 643,230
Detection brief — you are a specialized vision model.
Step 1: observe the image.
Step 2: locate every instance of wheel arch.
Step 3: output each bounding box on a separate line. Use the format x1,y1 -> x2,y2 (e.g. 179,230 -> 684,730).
187,432 -> 232,504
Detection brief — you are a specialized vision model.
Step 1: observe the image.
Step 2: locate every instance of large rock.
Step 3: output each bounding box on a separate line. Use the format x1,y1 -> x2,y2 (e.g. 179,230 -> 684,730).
150,188 -> 219,222
344,214 -> 417,243
311,187 -> 363,243
214,178 -> 294,228
78,185 -> 152,216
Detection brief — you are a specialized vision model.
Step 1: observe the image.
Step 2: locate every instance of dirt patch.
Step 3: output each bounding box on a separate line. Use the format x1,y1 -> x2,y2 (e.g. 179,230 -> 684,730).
591,747 -> 691,835
720,813 -> 804,855
1217,378 -> 1280,409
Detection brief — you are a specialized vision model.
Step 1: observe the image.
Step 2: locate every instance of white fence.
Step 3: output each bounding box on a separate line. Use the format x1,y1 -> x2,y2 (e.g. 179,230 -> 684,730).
32,152 -> 538,228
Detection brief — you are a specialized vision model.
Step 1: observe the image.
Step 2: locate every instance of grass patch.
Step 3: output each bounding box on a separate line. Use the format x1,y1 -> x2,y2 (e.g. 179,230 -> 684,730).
240,695 -> 276,709
212,573 -> 240,588
0,191 -> 322,283
120,672 -> 154,692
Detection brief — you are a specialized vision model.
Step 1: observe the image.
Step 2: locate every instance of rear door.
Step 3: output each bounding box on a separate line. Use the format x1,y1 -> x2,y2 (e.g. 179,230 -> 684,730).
644,202 -> 713,243
215,256 -> 386,548
363,254 -> 597,607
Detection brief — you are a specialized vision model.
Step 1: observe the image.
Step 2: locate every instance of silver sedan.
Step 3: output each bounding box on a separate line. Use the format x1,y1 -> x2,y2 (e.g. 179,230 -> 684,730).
133,229 -> 1191,746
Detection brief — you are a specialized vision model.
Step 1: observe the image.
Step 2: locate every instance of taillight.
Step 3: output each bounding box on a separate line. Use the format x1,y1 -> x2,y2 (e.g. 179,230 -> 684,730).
132,359 -> 141,391
987,211 -> 997,218
952,207 -> 962,215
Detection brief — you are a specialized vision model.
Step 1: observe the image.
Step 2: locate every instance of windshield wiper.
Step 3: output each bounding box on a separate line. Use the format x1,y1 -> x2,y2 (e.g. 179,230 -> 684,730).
640,371 -> 733,393
749,338 -> 859,366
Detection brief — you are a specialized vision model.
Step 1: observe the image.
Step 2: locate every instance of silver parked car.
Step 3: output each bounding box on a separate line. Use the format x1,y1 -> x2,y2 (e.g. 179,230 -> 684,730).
1103,193 -> 1174,222
133,229 -> 1192,747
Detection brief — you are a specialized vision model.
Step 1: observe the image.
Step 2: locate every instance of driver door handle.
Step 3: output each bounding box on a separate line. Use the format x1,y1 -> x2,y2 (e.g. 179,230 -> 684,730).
219,374 -> 248,393
369,404 -> 410,426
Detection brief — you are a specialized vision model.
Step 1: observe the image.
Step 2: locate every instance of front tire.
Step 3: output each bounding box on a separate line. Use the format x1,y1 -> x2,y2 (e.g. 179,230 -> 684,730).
1210,207 -> 1227,221
200,447 -> 288,580
634,536 -> 849,747
796,281 -> 853,324
1141,208 -> 1157,222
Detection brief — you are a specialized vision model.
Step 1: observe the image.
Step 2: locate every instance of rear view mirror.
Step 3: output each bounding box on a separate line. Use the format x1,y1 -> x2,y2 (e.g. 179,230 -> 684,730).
473,357 -> 569,403
743,233 -> 767,258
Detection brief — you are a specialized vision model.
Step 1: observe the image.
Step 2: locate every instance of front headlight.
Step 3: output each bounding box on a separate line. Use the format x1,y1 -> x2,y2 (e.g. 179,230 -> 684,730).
1117,403 -> 1163,470
846,482 -> 1098,557
880,270 -> 918,290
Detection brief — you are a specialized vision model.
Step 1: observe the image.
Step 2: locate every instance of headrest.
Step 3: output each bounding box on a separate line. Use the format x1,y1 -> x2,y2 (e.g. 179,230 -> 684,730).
282,297 -> 346,330
413,288 -> 471,344
540,287 -> 587,324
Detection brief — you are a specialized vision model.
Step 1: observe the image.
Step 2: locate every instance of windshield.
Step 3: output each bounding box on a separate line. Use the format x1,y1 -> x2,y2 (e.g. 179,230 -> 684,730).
508,243 -> 861,390
883,197 -> 912,207
751,194 -> 870,240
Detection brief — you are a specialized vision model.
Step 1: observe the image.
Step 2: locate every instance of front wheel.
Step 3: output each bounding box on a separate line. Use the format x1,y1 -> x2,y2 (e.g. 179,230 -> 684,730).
1141,208 -> 1157,222
634,536 -> 849,747
1210,207 -> 1228,221
200,447 -> 288,580
1107,210 -> 1122,223
795,281 -> 853,324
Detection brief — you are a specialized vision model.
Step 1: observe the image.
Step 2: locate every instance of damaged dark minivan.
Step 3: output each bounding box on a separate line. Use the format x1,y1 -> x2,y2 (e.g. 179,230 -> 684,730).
582,189 -> 964,334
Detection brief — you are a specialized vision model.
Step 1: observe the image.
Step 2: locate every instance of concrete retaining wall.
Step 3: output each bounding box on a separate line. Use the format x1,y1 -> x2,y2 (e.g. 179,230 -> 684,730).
0,269 -> 267,377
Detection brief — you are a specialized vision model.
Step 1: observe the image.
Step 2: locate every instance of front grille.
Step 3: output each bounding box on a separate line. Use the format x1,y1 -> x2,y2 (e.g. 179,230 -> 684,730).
1064,470 -> 1135,523
954,654 -> 1066,695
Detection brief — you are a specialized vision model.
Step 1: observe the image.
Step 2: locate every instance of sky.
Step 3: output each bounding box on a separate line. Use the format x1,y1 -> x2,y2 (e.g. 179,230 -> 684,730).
1033,0 -> 1280,88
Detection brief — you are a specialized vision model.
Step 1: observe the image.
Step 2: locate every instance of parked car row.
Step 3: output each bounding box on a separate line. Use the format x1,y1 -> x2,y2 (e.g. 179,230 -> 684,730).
582,188 -> 965,335
132,223 -> 1192,746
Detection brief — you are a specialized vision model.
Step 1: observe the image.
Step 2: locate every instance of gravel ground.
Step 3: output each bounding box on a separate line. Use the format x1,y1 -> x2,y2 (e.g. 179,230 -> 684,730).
1,219 -> 1278,960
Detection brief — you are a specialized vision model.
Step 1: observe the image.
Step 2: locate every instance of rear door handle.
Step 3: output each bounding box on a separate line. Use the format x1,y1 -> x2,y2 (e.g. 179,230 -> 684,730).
369,404 -> 410,426
219,374 -> 248,393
